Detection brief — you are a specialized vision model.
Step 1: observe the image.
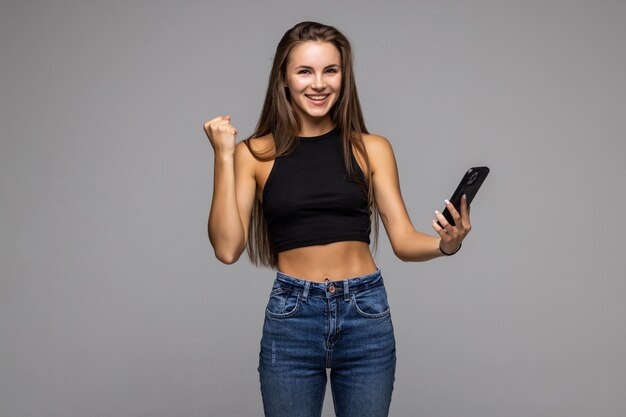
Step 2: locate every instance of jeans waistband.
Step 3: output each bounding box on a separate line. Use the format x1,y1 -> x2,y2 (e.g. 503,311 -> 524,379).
274,268 -> 384,301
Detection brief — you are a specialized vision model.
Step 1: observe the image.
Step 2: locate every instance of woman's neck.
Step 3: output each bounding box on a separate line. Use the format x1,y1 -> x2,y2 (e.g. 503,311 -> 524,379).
298,119 -> 336,137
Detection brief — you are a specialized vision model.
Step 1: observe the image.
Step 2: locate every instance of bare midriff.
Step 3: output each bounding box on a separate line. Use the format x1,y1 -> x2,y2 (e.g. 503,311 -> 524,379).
277,241 -> 378,282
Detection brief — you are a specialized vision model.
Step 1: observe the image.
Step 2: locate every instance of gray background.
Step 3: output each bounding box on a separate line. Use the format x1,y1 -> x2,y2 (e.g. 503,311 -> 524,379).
1,0 -> 625,416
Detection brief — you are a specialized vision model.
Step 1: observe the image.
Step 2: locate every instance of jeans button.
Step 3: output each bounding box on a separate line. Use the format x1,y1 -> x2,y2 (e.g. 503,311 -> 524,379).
328,285 -> 336,293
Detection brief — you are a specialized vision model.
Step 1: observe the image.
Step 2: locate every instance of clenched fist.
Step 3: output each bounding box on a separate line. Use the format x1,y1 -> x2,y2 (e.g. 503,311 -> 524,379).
203,115 -> 238,155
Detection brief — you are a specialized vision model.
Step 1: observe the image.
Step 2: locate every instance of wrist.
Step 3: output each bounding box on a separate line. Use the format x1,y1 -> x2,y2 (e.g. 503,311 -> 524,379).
439,241 -> 462,256
214,151 -> 235,163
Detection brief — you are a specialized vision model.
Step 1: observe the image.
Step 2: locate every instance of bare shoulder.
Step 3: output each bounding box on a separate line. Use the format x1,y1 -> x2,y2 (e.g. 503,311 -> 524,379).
361,133 -> 392,150
235,133 -> 276,165
244,133 -> 276,157
360,133 -> 395,175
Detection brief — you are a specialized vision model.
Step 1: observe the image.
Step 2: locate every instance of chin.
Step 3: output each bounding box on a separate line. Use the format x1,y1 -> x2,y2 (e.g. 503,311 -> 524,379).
299,101 -> 337,119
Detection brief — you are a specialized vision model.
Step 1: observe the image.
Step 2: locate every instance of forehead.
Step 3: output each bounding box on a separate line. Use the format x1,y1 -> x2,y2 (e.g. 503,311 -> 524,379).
287,41 -> 341,67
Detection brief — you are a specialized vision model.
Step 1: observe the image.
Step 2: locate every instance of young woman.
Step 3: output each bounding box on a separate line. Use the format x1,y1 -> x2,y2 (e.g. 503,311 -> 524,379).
204,21 -> 471,417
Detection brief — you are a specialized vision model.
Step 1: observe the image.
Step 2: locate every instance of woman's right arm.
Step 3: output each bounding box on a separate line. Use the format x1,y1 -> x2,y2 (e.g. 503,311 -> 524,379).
204,116 -> 257,264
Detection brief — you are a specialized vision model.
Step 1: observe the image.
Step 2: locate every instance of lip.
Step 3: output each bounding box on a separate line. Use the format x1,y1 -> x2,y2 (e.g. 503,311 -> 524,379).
305,94 -> 331,106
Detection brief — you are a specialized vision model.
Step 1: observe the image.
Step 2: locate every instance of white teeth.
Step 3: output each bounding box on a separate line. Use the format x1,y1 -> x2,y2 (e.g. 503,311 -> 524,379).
306,95 -> 328,100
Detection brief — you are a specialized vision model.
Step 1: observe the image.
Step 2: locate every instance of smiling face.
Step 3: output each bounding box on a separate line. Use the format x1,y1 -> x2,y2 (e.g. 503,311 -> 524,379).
284,41 -> 342,128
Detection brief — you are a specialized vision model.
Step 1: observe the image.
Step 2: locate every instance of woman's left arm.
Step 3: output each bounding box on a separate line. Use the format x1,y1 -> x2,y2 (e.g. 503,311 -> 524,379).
364,134 -> 471,262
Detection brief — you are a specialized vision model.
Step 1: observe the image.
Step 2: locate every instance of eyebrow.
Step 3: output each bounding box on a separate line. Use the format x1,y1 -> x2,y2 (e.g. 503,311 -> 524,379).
294,64 -> 341,70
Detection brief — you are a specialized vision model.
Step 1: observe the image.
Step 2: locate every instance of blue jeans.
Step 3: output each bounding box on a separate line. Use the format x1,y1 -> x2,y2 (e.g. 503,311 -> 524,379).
258,268 -> 396,417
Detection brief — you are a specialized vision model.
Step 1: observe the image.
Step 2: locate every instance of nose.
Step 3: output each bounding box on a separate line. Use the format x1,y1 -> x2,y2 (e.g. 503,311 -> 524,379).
311,74 -> 326,90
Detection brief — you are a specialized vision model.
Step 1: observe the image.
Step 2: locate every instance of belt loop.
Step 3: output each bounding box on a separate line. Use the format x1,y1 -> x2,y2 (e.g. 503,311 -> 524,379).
302,281 -> 311,302
343,279 -> 350,301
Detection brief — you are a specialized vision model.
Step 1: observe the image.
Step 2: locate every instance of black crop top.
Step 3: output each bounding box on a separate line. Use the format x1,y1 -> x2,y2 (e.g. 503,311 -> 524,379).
261,127 -> 371,252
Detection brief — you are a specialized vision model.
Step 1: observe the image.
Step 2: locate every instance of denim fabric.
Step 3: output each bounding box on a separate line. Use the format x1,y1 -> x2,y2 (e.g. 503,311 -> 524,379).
258,268 -> 396,417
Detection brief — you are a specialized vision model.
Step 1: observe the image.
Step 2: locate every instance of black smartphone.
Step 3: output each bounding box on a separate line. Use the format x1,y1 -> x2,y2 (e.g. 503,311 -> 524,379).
439,166 -> 490,227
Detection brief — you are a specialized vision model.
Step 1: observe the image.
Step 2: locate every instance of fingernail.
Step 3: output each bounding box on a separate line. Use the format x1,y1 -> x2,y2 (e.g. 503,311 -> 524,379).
462,194 -> 467,199
445,199 -> 450,205
435,210 -> 440,215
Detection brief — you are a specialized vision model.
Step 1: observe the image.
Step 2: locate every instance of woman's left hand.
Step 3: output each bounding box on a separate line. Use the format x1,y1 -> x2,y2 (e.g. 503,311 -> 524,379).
432,194 -> 472,255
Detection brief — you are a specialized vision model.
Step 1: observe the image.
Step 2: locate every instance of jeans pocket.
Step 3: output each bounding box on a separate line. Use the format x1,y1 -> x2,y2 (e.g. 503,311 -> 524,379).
351,285 -> 391,318
265,286 -> 301,319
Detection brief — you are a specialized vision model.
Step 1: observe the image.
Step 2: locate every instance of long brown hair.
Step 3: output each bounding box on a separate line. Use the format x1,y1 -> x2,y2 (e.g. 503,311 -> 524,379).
243,21 -> 380,268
